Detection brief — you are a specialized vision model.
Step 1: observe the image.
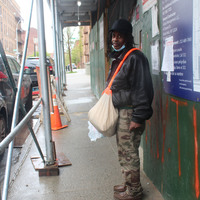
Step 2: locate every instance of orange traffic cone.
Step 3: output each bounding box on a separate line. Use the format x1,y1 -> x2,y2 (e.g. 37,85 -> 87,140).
50,94 -> 68,131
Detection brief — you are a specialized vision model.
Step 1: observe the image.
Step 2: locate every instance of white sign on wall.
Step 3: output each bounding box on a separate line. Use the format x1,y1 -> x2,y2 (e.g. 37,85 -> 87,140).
99,20 -> 104,50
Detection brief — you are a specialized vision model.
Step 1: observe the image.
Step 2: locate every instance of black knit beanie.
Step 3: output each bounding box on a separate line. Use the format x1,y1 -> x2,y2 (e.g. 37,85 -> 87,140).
110,19 -> 132,35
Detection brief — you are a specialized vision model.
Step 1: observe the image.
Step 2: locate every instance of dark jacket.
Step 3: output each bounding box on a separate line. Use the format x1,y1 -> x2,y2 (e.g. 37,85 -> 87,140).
106,48 -> 154,124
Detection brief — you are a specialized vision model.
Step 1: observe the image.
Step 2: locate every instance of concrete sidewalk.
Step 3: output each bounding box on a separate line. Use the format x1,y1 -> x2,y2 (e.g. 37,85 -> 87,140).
8,69 -> 164,200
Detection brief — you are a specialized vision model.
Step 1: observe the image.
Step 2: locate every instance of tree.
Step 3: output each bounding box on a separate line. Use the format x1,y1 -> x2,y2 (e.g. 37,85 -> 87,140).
63,27 -> 85,71
70,27 -> 83,68
71,40 -> 80,65
28,52 -> 51,57
63,27 -> 78,71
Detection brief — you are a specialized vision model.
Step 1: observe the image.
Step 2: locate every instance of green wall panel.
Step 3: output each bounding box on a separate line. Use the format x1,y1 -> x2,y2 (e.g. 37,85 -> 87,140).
90,1 -> 200,199
134,0 -> 200,199
143,92 -> 200,199
89,15 -> 105,98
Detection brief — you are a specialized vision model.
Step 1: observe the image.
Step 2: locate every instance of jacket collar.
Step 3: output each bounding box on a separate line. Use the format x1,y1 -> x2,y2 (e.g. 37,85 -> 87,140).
110,47 -> 132,61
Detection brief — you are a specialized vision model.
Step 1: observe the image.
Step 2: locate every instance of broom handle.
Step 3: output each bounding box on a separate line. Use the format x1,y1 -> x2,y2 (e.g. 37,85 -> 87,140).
108,48 -> 140,89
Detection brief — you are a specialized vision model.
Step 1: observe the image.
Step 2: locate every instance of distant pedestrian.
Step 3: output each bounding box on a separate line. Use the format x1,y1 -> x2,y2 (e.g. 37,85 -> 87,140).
106,19 -> 154,200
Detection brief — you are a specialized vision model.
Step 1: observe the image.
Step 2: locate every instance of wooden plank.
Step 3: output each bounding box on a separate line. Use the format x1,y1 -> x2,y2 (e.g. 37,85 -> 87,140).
31,156 -> 59,176
56,152 -> 72,167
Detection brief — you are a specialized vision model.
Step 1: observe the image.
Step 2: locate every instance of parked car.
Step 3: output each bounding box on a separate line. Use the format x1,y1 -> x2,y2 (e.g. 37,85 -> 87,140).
0,93 -> 7,157
0,55 -> 32,156
24,57 -> 55,87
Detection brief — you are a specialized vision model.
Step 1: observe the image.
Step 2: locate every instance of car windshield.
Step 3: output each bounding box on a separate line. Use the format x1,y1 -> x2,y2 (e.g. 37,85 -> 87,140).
25,59 -> 40,67
0,56 -> 19,74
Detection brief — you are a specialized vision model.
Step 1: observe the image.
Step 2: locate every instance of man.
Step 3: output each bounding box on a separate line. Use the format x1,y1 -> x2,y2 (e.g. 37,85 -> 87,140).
107,19 -> 154,200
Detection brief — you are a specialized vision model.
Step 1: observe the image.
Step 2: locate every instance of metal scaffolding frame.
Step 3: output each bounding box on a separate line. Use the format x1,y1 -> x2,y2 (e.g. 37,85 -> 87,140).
0,0 -> 67,199
50,0 -> 67,98
36,0 -> 54,165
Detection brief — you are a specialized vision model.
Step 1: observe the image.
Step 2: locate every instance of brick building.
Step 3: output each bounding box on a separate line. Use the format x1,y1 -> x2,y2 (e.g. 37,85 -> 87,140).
21,27 -> 38,58
0,0 -> 22,61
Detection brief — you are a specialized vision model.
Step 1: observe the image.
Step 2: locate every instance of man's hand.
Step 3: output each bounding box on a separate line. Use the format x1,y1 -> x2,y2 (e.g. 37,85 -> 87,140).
129,121 -> 142,132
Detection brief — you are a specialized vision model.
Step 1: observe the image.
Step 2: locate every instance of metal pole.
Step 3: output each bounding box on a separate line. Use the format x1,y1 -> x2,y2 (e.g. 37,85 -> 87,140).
58,19 -> 63,95
50,0 -> 60,97
54,0 -> 61,97
18,1 -> 45,165
0,36 -> 45,163
56,13 -> 62,97
0,99 -> 42,154
2,1 -> 34,199
36,0 -> 54,165
61,26 -> 66,89
58,21 -> 63,94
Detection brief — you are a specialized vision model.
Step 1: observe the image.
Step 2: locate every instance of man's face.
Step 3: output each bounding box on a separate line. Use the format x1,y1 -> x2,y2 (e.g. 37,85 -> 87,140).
111,31 -> 125,50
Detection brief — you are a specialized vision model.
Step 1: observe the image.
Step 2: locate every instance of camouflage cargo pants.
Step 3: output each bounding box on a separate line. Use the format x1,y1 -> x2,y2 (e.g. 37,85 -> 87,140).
116,109 -> 145,196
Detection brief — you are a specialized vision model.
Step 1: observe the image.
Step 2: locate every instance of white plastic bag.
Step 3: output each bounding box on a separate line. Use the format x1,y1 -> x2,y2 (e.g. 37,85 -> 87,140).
88,121 -> 104,141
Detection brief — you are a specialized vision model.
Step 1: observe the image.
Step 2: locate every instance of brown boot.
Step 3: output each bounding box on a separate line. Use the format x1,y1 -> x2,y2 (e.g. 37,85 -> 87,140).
114,191 -> 142,200
114,185 -> 126,192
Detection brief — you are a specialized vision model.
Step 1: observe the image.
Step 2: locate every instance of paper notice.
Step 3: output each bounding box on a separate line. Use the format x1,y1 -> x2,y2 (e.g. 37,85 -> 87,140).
151,40 -> 160,73
99,20 -> 104,49
161,36 -> 174,72
167,71 -> 171,82
152,5 -> 159,37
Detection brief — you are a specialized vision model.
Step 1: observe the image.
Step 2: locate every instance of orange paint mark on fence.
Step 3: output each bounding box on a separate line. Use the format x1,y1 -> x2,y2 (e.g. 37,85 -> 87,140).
171,98 -> 188,106
193,106 -> 199,199
171,98 -> 188,177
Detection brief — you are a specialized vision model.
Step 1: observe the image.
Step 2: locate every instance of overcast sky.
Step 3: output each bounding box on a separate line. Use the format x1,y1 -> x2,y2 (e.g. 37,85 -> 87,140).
16,0 -> 54,53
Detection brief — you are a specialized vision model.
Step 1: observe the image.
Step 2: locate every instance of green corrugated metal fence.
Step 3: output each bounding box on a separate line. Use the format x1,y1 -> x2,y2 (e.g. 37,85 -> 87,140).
89,15 -> 105,98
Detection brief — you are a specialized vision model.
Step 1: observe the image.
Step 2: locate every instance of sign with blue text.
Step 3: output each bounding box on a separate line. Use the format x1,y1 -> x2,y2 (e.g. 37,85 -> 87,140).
161,0 -> 200,102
